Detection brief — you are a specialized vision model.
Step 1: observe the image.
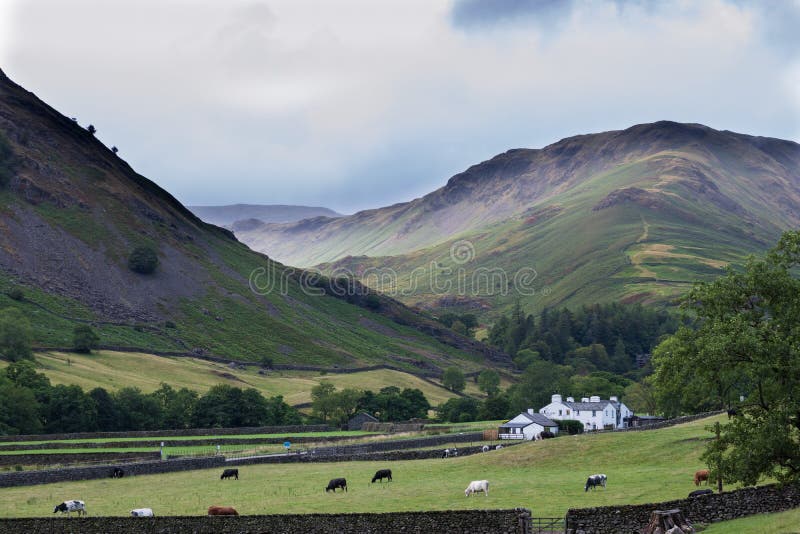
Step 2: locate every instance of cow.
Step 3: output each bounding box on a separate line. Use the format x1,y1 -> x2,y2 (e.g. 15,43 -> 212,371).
585,474 -> 607,491
130,508 -> 154,517
694,469 -> 710,486
540,431 -> 555,439
111,467 -> 124,479
220,468 -> 239,480
726,408 -> 738,419
326,478 -> 347,492
464,480 -> 489,497
208,506 -> 238,516
688,489 -> 714,498
495,444 -> 503,450
481,445 -> 490,453
53,500 -> 86,517
371,469 -> 392,483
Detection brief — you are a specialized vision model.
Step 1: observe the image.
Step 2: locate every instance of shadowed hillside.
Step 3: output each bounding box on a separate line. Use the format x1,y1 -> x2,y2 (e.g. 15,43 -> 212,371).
0,68 -> 508,372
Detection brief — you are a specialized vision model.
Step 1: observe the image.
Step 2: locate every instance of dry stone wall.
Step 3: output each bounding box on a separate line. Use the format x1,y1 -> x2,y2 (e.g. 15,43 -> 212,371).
0,509 -> 530,534
565,482 -> 800,533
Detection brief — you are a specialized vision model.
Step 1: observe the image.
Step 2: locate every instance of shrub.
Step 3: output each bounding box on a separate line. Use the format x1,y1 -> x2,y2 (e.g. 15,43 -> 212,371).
128,246 -> 159,274
364,294 -> 381,310
72,325 -> 100,353
0,308 -> 32,361
164,320 -> 176,329
5,287 -> 23,301
558,419 -> 585,435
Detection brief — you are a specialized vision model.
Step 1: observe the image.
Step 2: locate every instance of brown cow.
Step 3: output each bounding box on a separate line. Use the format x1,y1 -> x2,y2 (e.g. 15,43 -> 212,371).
208,505 -> 239,516
694,469 -> 710,486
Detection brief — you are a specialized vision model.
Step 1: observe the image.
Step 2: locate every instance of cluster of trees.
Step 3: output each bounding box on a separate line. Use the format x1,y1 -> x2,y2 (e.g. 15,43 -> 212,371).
0,360 -> 299,435
436,312 -> 478,337
651,231 -> 800,485
310,382 -> 431,426
0,305 -> 101,359
488,302 -> 680,375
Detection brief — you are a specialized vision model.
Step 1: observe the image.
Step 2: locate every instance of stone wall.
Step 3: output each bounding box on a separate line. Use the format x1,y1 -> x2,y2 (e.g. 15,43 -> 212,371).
0,424 -> 331,443
0,452 -> 159,467
0,456 -> 225,488
565,482 -> 800,533
0,509 -> 530,534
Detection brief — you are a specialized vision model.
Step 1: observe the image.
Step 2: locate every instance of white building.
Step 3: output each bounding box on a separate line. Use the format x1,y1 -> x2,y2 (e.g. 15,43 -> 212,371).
539,394 -> 633,430
499,410 -> 559,440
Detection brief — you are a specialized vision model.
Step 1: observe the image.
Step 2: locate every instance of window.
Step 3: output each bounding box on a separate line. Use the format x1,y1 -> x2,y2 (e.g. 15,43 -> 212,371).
592,410 -> 596,417
576,410 -> 580,415
566,409 -> 570,415
558,409 -> 562,416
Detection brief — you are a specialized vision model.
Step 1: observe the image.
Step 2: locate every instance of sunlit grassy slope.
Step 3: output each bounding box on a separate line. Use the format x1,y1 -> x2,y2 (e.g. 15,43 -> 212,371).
0,415 -> 737,518
0,351 -> 487,407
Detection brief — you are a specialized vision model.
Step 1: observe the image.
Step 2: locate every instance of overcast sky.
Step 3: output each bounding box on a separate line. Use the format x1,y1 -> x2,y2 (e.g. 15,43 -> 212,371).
1,0 -> 798,213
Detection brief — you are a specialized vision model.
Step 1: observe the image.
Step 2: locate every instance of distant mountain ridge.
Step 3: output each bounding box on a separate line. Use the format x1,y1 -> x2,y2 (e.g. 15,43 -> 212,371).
189,204 -> 342,228
235,121 -> 800,316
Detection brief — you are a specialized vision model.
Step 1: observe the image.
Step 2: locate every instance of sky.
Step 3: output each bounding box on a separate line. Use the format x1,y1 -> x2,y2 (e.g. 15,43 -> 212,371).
1,0 -> 798,213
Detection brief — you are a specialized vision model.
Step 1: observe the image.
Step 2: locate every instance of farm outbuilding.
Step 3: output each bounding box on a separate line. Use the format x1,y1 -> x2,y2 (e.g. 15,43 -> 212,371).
347,411 -> 379,430
499,410 -> 558,440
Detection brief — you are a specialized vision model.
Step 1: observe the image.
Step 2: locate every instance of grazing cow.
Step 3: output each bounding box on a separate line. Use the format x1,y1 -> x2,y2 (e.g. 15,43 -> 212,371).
371,469 -> 392,483
481,445 -> 490,453
464,480 -> 490,497
130,508 -> 154,517
53,500 -> 86,517
495,444 -> 503,450
727,408 -> 738,419
220,468 -> 239,480
111,467 -> 124,479
326,478 -> 347,492
688,489 -> 714,498
585,474 -> 607,491
694,469 -> 710,486
208,506 -> 238,516
442,448 -> 458,458
540,431 -> 555,439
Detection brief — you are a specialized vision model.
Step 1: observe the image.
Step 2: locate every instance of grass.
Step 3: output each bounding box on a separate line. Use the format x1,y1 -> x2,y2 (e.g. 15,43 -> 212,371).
0,415 -> 750,518
700,508 -> 800,533
0,351 -> 469,407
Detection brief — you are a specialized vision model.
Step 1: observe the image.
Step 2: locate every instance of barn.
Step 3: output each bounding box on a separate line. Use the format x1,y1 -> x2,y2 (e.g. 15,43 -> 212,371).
347,411 -> 379,430
499,410 -> 558,440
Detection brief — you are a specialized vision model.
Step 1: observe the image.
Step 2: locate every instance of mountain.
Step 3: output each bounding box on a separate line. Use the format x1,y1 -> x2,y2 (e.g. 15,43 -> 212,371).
188,204 -> 342,228
235,121 -> 800,316
0,68 -> 508,372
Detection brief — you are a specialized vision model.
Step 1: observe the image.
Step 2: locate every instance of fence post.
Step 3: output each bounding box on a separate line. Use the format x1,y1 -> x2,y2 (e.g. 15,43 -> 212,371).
515,507 -> 532,534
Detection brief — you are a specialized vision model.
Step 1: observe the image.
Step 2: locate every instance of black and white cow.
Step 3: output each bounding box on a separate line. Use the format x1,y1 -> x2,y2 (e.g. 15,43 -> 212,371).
585,474 -> 607,491
53,500 -> 86,517
111,467 -> 124,478
130,508 -> 154,517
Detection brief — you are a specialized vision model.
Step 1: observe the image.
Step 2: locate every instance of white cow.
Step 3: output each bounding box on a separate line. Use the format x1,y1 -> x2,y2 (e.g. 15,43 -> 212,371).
53,500 -> 86,517
131,508 -> 154,517
495,444 -> 503,450
481,445 -> 490,453
465,480 -> 489,497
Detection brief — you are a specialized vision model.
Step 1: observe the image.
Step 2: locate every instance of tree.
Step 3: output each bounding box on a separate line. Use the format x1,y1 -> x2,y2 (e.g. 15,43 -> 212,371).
331,388 -> 363,426
128,246 -> 159,274
442,367 -> 466,393
653,231 -> 800,485
311,381 -> 337,423
477,370 -> 501,397
437,397 -> 479,423
72,325 -> 100,353
87,124 -> 96,135
0,308 -> 32,361
0,376 -> 42,434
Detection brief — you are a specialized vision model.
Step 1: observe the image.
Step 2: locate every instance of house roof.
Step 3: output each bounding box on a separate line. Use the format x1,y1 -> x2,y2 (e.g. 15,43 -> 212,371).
564,400 -> 612,411
503,411 -> 557,427
501,422 -> 531,428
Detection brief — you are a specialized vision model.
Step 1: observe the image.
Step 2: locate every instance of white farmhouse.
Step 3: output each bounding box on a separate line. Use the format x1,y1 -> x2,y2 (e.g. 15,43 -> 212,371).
539,394 -> 633,430
499,410 -> 559,440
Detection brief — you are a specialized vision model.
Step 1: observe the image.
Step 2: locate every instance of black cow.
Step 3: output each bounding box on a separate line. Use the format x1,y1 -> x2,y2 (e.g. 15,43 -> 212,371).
688,489 -> 714,498
371,469 -> 392,483
727,408 -> 739,418
326,478 -> 347,492
111,467 -> 124,478
220,468 -> 239,480
540,431 -> 555,439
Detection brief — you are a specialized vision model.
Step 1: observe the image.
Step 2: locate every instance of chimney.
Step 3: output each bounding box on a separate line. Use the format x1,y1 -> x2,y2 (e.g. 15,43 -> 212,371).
527,408 -> 535,415
590,395 -> 600,403
566,397 -> 575,403
581,397 -> 589,403
551,394 -> 562,404
610,396 -> 618,402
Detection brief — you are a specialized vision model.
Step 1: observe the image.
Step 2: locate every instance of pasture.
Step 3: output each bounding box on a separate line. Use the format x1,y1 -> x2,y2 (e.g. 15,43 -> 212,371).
0,415 -> 739,518
702,507 -> 800,533
0,351 -> 491,407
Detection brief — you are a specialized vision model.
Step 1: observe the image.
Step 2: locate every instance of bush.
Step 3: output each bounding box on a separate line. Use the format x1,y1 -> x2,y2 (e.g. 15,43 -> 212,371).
0,308 -> 32,361
128,246 -> 159,274
5,287 -> 23,301
164,320 -> 176,329
364,294 -> 381,310
558,419 -> 585,435
72,325 -> 100,353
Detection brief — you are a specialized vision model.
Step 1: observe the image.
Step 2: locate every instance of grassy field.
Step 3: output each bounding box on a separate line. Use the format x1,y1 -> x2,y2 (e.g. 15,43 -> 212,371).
0,415 -> 751,518
0,351 -> 479,407
701,508 -> 800,533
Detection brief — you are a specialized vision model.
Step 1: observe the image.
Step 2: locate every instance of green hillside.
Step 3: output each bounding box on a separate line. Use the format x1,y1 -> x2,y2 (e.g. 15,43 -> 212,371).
0,69 -> 505,373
